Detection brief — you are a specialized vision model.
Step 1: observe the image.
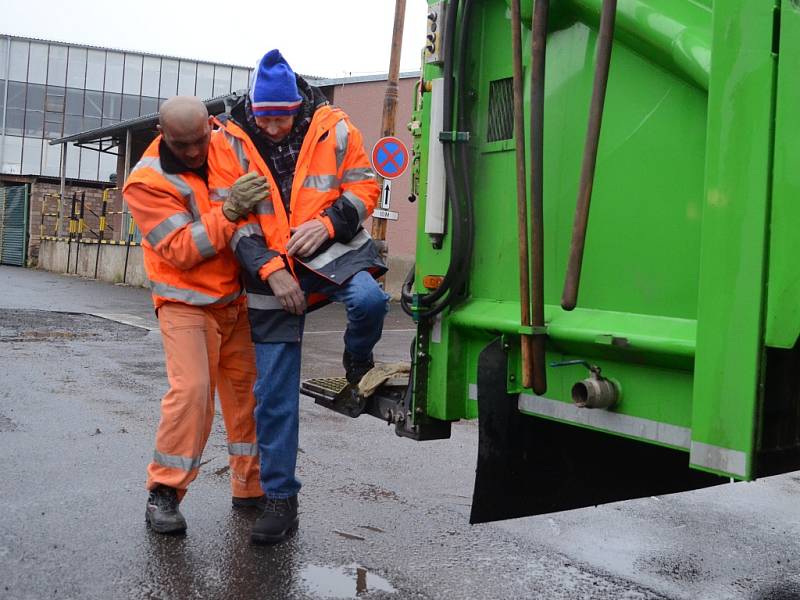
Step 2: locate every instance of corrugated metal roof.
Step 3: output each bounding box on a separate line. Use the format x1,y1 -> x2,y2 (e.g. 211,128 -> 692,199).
47,70 -> 418,147
1,33 -> 254,70
314,71 -> 420,86
49,93 -> 240,145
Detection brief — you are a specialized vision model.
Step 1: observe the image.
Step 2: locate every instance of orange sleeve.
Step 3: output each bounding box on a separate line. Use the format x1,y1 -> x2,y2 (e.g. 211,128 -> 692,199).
315,214 -> 336,238
124,181 -> 236,270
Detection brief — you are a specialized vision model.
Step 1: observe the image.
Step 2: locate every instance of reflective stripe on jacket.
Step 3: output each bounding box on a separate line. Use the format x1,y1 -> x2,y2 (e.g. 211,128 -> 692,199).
122,133 -> 243,309
212,105 -> 385,343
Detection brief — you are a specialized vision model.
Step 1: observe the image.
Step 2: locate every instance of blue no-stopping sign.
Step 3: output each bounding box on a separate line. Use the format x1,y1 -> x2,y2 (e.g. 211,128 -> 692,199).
371,136 -> 409,180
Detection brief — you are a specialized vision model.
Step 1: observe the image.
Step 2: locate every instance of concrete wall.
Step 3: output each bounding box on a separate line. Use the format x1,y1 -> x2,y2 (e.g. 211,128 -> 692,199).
35,239 -> 414,299
38,239 -> 146,287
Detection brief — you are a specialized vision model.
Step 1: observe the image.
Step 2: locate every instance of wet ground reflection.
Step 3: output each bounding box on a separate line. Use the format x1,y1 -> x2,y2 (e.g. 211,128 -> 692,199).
300,563 -> 396,598
116,507 -> 398,599
120,508 -> 304,598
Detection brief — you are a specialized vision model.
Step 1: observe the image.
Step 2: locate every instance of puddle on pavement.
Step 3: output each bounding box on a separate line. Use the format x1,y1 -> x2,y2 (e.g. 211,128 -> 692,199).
300,563 -> 396,598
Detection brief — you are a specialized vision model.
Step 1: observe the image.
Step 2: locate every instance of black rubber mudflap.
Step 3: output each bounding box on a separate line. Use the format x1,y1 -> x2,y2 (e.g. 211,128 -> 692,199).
470,338 -> 727,524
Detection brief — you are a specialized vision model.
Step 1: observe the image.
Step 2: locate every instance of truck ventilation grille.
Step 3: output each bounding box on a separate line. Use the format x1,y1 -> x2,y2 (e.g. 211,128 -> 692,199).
487,78 -> 514,142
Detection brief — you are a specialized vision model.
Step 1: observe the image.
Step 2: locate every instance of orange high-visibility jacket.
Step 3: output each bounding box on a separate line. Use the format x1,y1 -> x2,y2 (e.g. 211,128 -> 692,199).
211,104 -> 384,343
123,134 -> 244,309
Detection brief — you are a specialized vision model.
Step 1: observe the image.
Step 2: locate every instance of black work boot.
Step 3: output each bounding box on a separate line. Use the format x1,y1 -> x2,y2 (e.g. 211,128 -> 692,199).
251,495 -> 299,545
145,486 -> 187,534
343,351 -> 374,385
232,494 -> 267,510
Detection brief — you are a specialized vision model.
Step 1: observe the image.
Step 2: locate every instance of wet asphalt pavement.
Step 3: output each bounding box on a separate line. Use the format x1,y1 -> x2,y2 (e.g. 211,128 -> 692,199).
2,265 -> 800,600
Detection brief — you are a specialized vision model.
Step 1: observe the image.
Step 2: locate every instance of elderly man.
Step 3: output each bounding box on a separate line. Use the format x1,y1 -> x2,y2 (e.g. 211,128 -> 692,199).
123,96 -> 270,534
213,50 -> 387,544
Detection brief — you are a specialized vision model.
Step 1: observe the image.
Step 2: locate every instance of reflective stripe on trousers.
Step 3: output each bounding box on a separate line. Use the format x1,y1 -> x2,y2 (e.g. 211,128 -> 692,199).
146,302 -> 262,497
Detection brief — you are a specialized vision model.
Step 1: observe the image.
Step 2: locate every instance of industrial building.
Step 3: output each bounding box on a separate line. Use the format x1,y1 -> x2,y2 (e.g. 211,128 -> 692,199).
0,34 -> 417,294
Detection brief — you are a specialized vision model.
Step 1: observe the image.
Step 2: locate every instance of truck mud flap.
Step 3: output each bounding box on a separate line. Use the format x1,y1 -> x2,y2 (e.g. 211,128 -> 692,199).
470,338 -> 726,524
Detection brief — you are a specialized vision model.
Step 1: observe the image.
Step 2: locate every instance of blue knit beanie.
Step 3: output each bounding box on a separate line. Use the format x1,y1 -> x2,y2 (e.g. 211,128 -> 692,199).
249,50 -> 302,117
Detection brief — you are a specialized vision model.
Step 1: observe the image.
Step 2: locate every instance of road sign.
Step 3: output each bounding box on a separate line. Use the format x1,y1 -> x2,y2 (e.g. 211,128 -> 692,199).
373,209 -> 399,221
380,180 -> 392,209
371,136 -> 409,180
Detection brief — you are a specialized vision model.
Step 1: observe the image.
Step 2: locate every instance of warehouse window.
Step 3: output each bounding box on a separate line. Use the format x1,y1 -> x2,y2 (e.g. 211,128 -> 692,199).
104,52 -> 124,93
85,49 -> 106,91
121,94 -> 140,120
65,88 -> 84,115
141,56 -> 161,97
45,86 -> 65,112
140,96 -> 159,116
102,92 -> 122,120
84,90 -> 103,117
27,43 -> 48,84
123,54 -> 143,95
41,141 -> 62,177
196,64 -> 214,99
21,136 -> 42,174
44,112 -> 63,138
25,83 -> 45,112
160,59 -> 179,98
213,66 -> 232,97
24,110 -> 44,137
1,136 -> 23,174
0,39 -> 7,80
5,108 -> 24,136
231,68 -> 250,92
8,40 -> 29,82
47,45 -> 67,87
63,114 -> 83,136
65,142 -> 80,178
7,81 -> 26,109
178,60 -> 197,96
66,47 -> 87,88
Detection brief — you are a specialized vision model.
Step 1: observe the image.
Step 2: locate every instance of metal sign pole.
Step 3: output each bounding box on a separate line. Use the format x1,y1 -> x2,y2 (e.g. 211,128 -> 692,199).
370,0 -> 407,266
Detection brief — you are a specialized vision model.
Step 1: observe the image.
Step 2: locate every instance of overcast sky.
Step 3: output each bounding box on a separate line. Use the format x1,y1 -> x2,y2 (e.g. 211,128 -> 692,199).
0,0 -> 430,78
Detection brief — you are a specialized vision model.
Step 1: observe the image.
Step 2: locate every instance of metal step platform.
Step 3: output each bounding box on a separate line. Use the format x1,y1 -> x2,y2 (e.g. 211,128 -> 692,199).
300,374 -> 451,441
301,376 -> 407,422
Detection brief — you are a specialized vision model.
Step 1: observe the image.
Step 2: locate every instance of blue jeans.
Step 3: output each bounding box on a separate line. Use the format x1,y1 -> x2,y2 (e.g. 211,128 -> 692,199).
253,271 -> 389,498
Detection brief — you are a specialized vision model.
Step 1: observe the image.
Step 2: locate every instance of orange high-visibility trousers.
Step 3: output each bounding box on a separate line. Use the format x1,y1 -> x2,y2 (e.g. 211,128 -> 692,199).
146,300 -> 262,499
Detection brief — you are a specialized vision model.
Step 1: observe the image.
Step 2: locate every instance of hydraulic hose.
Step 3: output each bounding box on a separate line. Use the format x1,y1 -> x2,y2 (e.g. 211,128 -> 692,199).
417,0 -> 466,307
403,0 -> 475,319
400,266 -> 416,316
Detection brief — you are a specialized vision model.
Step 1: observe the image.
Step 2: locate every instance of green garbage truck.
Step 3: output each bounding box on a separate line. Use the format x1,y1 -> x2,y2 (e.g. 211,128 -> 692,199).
306,0 -> 800,524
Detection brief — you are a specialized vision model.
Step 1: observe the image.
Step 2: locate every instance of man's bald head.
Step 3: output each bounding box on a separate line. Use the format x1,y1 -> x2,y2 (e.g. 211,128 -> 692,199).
157,96 -> 212,169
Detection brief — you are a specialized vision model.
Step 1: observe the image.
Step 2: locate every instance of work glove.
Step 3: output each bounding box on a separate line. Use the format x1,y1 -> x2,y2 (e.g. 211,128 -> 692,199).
222,172 -> 270,221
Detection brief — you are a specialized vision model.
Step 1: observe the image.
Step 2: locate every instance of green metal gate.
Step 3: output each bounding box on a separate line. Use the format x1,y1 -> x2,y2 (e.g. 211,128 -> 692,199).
0,185 -> 30,267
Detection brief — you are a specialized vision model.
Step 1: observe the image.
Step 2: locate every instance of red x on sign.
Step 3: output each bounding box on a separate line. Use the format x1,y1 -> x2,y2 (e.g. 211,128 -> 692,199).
371,136 -> 409,180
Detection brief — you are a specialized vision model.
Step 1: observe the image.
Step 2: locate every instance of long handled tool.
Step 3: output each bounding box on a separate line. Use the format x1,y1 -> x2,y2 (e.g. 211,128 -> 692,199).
511,0 -> 534,389
561,0 -> 617,311
529,0 -> 549,394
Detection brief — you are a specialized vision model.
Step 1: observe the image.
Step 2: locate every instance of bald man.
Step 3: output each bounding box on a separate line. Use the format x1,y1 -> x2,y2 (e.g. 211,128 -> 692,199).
123,96 -> 270,534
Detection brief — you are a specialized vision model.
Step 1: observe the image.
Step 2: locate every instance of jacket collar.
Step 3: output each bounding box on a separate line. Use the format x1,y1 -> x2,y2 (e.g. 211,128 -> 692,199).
158,138 -> 208,183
